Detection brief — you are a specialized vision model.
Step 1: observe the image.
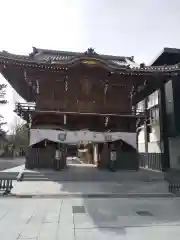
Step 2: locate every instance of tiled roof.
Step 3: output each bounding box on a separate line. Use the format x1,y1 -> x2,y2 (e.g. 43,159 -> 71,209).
0,47 -> 138,68
35,54 -> 74,62
31,47 -> 137,68
0,51 -> 30,60
109,59 -> 140,68
0,47 -> 180,74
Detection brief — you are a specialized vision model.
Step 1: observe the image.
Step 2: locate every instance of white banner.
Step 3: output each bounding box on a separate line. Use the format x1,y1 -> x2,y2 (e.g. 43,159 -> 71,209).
30,129 -> 137,148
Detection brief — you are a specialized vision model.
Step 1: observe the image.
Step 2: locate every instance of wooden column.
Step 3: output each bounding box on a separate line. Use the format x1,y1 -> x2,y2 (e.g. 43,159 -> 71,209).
60,143 -> 67,170
159,86 -> 170,171
25,113 -> 32,169
99,143 -> 110,169
144,98 -> 149,168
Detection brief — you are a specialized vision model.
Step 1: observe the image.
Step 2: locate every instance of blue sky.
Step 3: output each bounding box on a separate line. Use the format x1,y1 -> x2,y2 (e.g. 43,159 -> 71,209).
0,0 -> 180,131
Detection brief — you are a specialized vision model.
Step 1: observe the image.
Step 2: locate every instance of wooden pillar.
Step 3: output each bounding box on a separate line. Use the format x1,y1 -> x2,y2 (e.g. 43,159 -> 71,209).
60,143 -> 67,169
144,98 -> 149,168
99,143 -> 110,169
25,120 -> 31,169
159,86 -> 170,171
86,143 -> 94,164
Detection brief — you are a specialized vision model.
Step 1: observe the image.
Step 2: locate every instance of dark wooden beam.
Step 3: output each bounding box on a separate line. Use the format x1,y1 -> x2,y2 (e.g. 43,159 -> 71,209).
34,110 -> 145,118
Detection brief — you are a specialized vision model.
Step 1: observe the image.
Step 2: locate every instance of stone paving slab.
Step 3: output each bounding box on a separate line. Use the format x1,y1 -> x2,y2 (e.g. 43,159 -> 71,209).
10,181 -> 171,197
22,165 -> 165,181
75,225 -> 180,240
0,198 -> 180,239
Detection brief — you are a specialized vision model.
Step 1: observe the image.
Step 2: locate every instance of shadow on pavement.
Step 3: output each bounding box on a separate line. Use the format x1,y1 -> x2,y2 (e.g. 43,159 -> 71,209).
0,157 -> 25,171
15,163 -> 173,236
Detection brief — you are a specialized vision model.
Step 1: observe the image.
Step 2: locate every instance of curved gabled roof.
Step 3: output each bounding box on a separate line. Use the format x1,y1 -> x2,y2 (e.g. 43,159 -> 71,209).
0,47 -> 180,73
0,47 -> 180,102
0,47 -> 137,69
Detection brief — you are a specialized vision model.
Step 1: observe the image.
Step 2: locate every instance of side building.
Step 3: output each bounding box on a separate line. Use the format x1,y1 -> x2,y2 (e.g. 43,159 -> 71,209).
138,47 -> 180,171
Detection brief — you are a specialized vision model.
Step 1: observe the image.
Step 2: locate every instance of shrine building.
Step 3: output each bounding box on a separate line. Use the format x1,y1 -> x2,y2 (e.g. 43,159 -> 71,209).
0,47 -> 180,171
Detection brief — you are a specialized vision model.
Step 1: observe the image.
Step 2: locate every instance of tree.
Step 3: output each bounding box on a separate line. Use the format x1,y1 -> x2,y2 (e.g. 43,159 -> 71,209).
12,122 -> 28,153
0,84 -> 7,104
0,83 -> 7,133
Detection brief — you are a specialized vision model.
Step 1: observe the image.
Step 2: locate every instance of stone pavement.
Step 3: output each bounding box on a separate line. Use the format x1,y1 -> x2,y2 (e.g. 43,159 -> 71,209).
0,158 -> 25,171
11,181 -> 171,198
2,164 -> 25,172
1,197 -> 180,239
1,163 -> 172,197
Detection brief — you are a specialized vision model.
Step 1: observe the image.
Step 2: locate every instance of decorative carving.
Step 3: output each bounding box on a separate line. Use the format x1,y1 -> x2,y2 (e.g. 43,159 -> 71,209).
85,47 -> 96,55
105,134 -> 112,142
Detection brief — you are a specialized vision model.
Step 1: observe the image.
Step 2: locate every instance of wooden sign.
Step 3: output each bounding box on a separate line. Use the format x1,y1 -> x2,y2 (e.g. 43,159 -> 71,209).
105,135 -> 112,141
58,133 -> 67,141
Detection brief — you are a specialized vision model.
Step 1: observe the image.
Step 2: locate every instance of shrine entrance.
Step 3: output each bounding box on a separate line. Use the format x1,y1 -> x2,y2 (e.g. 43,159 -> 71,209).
0,46 -> 164,172
27,129 -> 139,171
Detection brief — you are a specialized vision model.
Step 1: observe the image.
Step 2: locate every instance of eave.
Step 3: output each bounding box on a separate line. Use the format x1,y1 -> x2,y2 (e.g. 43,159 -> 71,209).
0,48 -> 180,102
0,54 -> 180,73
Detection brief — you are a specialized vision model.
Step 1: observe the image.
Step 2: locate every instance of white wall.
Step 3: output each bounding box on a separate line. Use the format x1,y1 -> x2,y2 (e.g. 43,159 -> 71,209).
138,127 -> 145,144
138,124 -> 162,153
149,124 -> 160,142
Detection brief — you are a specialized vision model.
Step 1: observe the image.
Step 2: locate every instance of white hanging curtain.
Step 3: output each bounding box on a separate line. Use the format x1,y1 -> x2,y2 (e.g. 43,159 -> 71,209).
29,129 -> 137,149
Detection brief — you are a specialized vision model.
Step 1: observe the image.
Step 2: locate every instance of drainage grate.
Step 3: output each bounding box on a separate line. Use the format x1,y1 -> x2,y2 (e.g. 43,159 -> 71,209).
72,206 -> 86,214
136,210 -> 153,216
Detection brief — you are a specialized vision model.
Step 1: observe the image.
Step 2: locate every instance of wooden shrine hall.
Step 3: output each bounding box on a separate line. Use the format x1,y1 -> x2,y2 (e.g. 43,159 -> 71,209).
0,47 -> 179,171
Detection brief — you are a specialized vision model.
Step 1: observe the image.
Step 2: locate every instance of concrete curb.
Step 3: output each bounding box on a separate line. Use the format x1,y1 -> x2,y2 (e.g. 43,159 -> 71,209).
4,192 -> 175,199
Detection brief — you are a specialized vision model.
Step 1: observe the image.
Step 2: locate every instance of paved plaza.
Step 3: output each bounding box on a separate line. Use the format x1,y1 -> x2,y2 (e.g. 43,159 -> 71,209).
0,197 -> 180,239
0,159 -> 179,238
1,162 -> 171,197
0,158 -> 25,171
11,180 -> 171,198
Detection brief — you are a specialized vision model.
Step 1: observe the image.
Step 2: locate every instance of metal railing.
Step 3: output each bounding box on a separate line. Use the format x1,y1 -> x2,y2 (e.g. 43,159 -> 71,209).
0,172 -> 17,195
169,184 -> 180,195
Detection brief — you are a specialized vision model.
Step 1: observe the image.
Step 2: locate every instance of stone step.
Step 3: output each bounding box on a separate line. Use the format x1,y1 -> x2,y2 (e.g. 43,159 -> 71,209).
22,174 -> 166,183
